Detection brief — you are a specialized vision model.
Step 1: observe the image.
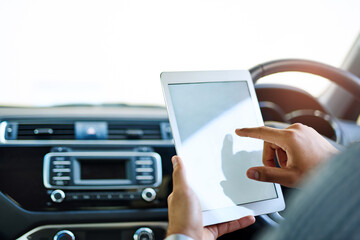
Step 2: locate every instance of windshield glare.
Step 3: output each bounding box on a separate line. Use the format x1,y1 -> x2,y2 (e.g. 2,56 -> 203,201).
1,0 -> 359,107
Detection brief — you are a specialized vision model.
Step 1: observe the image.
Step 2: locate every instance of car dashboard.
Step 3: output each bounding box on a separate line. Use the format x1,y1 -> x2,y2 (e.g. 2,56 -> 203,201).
0,84 -> 359,240
0,107 -> 175,240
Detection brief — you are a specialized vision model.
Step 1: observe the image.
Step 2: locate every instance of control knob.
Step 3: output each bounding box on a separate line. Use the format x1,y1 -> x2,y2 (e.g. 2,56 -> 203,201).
133,227 -> 154,240
141,188 -> 156,202
51,189 -> 65,203
53,230 -> 75,240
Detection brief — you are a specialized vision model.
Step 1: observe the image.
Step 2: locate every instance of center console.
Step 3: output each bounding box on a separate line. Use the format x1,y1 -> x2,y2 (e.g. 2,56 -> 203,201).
44,149 -> 162,204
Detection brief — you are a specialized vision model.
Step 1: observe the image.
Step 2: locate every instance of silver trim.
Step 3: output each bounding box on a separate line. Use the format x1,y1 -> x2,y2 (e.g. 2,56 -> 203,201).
133,227 -> 154,240
53,161 -> 71,165
0,121 -> 174,146
136,176 -> 154,180
17,222 -> 168,240
142,188 -> 156,202
135,160 -> 153,165
53,230 -> 75,240
50,190 -> 65,203
0,121 -> 8,142
136,168 -> 154,173
43,152 -> 162,190
53,176 -> 71,181
53,169 -> 71,173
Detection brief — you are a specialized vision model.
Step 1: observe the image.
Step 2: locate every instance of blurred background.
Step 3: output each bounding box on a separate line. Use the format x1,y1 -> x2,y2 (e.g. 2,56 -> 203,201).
0,0 -> 359,106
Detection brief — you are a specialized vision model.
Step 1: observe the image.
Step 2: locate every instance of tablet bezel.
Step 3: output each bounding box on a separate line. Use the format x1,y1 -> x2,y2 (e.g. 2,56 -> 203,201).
160,70 -> 285,226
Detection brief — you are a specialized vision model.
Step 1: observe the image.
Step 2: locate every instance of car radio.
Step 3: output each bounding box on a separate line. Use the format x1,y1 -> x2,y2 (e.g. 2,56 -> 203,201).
43,151 -> 162,203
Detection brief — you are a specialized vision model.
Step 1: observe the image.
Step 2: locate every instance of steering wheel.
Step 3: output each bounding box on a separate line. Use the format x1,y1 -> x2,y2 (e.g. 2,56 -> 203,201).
247,59 -> 360,226
249,59 -> 360,101
249,59 -> 360,145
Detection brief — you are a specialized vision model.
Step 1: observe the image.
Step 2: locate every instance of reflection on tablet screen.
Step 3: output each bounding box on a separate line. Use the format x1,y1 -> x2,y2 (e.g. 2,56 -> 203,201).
169,81 -> 278,211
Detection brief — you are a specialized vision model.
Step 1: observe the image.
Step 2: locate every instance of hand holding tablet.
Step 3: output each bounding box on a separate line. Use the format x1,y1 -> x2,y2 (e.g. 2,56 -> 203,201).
161,70 -> 285,226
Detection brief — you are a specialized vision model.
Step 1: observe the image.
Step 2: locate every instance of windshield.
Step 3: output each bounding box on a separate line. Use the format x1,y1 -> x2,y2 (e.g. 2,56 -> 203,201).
1,0 -> 359,107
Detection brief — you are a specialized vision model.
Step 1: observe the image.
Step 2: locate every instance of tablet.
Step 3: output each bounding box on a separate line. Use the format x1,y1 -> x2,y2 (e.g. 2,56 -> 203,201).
161,70 -> 285,226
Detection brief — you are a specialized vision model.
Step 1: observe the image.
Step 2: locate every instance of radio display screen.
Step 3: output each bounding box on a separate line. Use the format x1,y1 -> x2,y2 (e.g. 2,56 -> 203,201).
80,159 -> 127,180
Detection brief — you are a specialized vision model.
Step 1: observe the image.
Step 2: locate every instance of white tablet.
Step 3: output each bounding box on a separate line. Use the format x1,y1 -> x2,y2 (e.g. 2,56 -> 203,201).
161,70 -> 285,226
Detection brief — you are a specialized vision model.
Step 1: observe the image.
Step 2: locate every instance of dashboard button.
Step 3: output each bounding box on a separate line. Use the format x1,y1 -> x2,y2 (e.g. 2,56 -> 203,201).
50,189 -> 65,203
53,230 -> 75,240
53,168 -> 71,173
67,193 -> 80,200
133,227 -> 154,240
81,194 -> 91,200
52,176 -> 71,181
52,160 -> 71,165
52,180 -> 70,186
136,175 -> 154,181
135,160 -> 153,165
141,188 -> 156,202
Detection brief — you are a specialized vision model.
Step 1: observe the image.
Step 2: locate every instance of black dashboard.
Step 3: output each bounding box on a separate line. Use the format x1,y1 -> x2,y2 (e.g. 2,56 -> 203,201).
0,84 -> 359,240
0,107 -> 174,240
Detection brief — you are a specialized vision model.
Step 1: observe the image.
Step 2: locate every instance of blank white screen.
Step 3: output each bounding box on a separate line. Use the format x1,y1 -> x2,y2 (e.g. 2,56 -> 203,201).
169,81 -> 277,211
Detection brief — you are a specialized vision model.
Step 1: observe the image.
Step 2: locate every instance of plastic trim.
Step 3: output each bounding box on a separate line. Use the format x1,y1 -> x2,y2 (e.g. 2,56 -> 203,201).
17,221 -> 168,240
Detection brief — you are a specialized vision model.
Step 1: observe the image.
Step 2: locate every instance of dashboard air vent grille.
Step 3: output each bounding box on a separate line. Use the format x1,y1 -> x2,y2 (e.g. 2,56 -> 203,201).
108,122 -> 162,140
16,123 -> 75,140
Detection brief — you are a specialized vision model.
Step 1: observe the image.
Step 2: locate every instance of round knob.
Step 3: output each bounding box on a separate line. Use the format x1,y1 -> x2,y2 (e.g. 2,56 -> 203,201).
51,189 -> 65,203
53,230 -> 75,240
141,188 -> 156,202
133,227 -> 154,240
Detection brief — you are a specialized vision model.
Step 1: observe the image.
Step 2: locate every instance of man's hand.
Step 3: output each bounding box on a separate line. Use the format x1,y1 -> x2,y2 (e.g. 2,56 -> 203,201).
236,123 -> 339,188
167,156 -> 203,239
167,156 -> 255,240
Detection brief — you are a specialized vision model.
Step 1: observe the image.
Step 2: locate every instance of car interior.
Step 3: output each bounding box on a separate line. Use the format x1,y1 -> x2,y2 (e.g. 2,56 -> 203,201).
0,1 -> 360,240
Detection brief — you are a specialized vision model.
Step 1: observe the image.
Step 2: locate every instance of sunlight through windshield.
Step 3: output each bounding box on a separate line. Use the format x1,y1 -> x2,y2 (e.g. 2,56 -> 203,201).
0,0 -> 359,106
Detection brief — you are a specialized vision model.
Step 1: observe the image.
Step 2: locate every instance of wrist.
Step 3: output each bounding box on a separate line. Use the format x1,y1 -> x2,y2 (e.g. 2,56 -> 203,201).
167,227 -> 202,240
165,233 -> 195,240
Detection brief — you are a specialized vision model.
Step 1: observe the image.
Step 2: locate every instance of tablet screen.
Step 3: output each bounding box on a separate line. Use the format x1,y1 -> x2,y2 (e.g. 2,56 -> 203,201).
168,81 -> 278,211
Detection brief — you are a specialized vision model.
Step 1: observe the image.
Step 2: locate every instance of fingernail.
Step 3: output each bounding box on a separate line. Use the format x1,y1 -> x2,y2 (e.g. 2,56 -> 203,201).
171,156 -> 178,167
247,169 -> 259,180
248,216 -> 256,224
235,128 -> 245,135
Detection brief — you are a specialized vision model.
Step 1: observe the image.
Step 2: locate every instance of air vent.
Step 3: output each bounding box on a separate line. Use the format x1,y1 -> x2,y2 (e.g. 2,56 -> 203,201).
2,120 -> 172,142
16,122 -> 75,140
108,121 -> 162,140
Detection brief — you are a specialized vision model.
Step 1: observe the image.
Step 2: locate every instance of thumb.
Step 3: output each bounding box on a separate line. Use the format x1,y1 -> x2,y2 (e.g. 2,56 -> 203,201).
171,156 -> 188,190
247,166 -> 299,188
